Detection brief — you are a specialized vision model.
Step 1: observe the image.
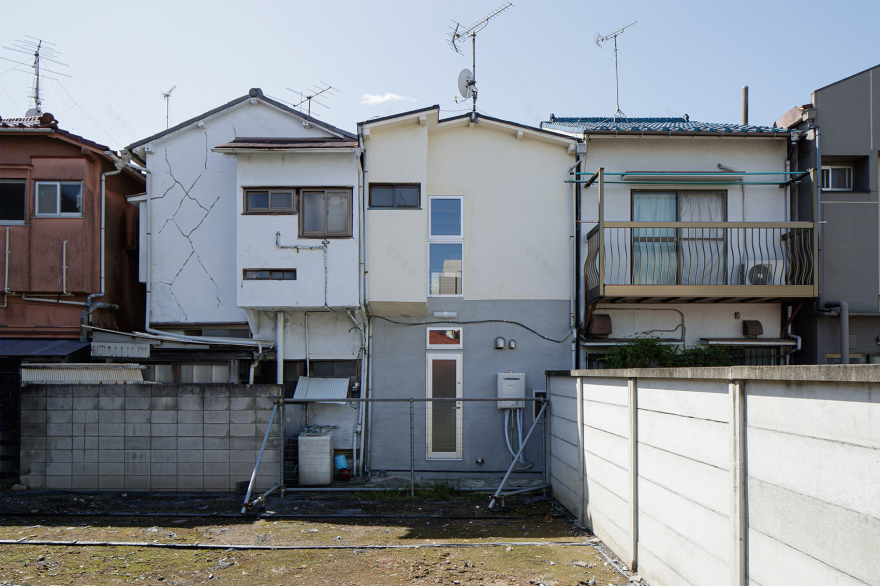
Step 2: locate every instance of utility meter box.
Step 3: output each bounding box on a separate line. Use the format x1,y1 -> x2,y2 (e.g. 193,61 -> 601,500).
497,372 -> 526,409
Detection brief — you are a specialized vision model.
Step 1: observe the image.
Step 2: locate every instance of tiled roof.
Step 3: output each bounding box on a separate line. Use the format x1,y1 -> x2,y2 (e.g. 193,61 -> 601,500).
541,116 -> 791,136
214,138 -> 359,150
0,113 -> 113,152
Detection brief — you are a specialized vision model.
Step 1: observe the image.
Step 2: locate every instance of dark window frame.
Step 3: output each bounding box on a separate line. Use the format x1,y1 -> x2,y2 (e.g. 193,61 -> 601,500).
369,183 -> 421,209
299,188 -> 353,238
243,269 -> 297,281
243,187 -> 297,214
0,179 -> 27,224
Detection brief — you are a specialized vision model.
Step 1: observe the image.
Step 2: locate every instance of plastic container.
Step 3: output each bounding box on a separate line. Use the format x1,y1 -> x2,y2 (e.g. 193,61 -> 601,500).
298,432 -> 333,486
334,454 -> 348,471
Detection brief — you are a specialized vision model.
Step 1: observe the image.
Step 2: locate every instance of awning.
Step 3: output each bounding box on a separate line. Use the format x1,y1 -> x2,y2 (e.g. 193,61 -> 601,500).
0,339 -> 90,357
292,377 -> 351,404
21,363 -> 146,384
580,338 -> 683,347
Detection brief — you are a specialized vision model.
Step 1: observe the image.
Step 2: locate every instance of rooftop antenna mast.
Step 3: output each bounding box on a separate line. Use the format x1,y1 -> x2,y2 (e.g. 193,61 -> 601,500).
1,36 -> 69,116
595,21 -> 637,121
448,2 -> 513,121
285,82 -> 337,118
160,86 -> 176,129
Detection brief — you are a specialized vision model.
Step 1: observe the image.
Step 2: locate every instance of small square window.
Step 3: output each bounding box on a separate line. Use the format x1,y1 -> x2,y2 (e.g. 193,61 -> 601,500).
244,189 -> 295,213
35,181 -> 82,216
427,327 -> 463,349
301,190 -> 352,237
429,197 -> 462,238
821,167 -> 852,191
0,180 -> 26,223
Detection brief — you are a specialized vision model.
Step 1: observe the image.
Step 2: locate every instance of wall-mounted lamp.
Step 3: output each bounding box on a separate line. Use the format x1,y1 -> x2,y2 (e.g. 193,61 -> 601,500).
494,336 -> 506,350
508,339 -> 517,350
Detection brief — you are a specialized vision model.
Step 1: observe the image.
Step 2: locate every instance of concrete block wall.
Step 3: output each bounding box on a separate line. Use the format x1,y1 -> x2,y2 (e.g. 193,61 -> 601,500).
548,366 -> 880,586
20,384 -> 282,492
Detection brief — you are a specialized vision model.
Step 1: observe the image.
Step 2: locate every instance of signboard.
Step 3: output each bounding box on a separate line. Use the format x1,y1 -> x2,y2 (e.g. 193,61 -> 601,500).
91,342 -> 150,358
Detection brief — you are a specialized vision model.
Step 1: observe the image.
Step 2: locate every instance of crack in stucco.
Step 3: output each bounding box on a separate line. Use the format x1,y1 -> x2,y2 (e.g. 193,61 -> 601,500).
155,140 -> 223,320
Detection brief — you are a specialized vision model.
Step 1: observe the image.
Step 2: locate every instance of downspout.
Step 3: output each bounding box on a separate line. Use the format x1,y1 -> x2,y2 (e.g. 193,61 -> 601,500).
62,241 -> 68,295
784,305 -> 802,365
276,311 -> 284,384
355,147 -> 368,476
824,300 -> 849,364
569,152 -> 585,369
358,126 -> 372,475
2,226 -> 11,308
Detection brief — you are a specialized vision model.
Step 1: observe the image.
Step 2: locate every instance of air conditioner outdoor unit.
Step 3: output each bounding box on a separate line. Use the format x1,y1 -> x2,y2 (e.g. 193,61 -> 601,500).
739,261 -> 784,285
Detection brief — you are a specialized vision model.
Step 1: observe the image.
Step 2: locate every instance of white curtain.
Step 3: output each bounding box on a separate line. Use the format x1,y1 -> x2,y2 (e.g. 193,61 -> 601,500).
633,193 -> 676,284
679,192 -> 725,284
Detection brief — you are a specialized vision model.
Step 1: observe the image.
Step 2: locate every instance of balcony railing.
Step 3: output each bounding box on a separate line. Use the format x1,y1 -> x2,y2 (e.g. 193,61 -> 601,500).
585,222 -> 816,302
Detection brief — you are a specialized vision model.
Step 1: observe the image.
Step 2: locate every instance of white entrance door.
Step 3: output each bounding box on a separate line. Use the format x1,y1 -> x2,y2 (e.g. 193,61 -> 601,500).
426,352 -> 462,459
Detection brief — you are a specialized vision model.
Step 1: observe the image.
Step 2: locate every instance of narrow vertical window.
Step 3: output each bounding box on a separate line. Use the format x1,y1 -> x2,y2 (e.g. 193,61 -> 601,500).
428,196 -> 463,296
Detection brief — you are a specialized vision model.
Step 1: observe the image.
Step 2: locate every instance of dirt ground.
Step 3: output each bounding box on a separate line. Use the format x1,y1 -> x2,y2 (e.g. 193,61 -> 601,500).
0,489 -> 639,586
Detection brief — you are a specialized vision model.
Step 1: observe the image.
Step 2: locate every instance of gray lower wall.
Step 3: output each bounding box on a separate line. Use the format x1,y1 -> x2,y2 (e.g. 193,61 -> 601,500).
548,366 -> 880,586
368,299 -> 571,476
20,384 -> 281,492
794,313 -> 880,364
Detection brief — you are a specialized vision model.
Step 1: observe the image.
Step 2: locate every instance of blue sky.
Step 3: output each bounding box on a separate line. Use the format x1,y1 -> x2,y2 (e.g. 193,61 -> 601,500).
1,0 -> 877,150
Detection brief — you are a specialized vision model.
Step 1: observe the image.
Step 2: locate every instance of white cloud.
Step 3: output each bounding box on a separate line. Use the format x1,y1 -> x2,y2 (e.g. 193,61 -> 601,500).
359,93 -> 417,106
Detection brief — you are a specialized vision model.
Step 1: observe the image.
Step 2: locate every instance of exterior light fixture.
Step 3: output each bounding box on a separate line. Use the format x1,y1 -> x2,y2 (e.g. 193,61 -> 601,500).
508,339 -> 517,350
494,336 -> 506,349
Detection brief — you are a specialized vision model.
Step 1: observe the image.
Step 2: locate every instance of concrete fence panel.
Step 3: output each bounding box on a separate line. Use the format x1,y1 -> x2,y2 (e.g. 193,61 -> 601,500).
548,365 -> 880,586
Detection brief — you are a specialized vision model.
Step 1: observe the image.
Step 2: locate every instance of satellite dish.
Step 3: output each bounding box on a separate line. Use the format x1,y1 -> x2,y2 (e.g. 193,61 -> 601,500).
458,69 -> 474,100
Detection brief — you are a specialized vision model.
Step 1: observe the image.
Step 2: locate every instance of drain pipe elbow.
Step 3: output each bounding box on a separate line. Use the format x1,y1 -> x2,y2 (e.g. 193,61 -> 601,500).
824,300 -> 849,364
80,302 -> 119,342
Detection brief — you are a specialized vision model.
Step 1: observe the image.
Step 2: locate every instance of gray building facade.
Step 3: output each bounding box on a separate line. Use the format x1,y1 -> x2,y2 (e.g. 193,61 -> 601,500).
778,64 -> 880,364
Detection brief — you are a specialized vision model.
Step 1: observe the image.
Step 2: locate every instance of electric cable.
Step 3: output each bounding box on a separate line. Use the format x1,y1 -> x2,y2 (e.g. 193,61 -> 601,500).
369,315 -> 571,344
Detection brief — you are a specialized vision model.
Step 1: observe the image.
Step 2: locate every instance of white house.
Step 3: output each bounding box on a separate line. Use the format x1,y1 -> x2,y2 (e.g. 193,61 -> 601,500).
125,88 -> 365,398
359,107 -> 579,477
541,116 -> 817,367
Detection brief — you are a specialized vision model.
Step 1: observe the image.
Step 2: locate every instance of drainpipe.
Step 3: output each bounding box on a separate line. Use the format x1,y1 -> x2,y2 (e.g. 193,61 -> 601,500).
569,152 -> 585,369
1,226 -> 11,308
62,241 -> 68,295
824,300 -> 849,364
813,125 -> 825,307
276,311 -> 284,384
784,305 -> 802,365
357,132 -> 372,476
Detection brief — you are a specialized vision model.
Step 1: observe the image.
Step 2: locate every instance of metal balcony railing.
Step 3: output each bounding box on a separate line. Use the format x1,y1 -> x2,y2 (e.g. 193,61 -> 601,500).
585,222 -> 816,302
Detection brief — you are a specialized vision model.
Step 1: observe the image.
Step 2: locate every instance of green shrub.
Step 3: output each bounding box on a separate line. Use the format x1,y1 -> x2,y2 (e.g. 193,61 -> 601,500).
603,337 -> 732,369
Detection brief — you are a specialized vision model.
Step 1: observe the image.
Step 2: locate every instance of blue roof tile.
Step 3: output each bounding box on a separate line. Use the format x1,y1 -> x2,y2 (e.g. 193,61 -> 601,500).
540,116 -> 789,135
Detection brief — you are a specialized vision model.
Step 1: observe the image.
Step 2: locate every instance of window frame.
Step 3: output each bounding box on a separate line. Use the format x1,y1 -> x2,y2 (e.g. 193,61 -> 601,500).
299,188 -> 353,238
0,179 -> 27,225
428,195 -> 464,297
369,183 -> 421,209
243,269 -> 297,281
243,188 -> 297,214
630,189 -> 728,286
820,166 -> 853,191
426,327 -> 463,349
34,180 -> 83,218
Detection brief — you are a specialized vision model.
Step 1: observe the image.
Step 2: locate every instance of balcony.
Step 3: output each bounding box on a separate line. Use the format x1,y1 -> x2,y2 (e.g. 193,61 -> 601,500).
585,222 -> 816,303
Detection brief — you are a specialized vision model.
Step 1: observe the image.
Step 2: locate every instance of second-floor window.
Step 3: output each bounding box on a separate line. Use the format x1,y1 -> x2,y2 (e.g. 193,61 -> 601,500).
301,190 -> 352,237
35,181 -> 82,217
632,191 -> 726,285
821,166 -> 852,191
429,196 -> 463,296
369,184 -> 420,208
0,180 -> 26,224
244,189 -> 295,213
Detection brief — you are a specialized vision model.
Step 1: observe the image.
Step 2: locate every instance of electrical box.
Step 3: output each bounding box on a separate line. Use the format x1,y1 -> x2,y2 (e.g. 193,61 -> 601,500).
497,372 -> 526,409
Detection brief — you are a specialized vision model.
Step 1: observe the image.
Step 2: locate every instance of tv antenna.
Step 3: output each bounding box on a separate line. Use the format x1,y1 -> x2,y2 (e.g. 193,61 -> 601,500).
595,21 -> 637,120
1,36 -> 70,116
160,85 -> 176,129
448,2 -> 512,120
285,82 -> 337,118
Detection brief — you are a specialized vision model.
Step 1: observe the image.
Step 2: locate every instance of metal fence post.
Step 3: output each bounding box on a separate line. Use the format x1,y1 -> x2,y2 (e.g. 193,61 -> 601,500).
279,399 -> 285,492
409,398 -> 415,497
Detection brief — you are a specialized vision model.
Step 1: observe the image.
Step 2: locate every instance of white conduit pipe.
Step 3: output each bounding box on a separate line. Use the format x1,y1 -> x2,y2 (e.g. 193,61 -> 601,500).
62,241 -> 68,295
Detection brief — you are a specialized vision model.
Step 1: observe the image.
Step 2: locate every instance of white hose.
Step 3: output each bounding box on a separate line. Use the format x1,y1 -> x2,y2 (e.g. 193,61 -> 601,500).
516,410 -> 526,465
504,409 -> 516,459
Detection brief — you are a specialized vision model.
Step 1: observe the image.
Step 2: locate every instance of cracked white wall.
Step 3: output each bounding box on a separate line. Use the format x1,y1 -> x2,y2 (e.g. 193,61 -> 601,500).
143,101 -> 337,325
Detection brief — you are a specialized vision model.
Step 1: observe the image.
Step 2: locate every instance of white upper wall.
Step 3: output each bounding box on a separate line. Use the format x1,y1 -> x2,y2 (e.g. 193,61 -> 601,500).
364,112 -> 576,308
140,98 -> 354,324
580,137 -> 788,223
234,150 -> 360,310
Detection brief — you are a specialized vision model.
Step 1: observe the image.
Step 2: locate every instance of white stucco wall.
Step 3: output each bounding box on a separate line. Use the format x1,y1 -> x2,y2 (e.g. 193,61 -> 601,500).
142,99 -> 349,324
247,310 -> 362,361
364,113 -> 576,309
235,151 -> 360,310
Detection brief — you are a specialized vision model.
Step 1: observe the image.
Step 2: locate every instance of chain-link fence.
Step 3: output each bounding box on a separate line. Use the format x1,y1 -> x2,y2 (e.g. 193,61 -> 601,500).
276,397 -> 547,495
